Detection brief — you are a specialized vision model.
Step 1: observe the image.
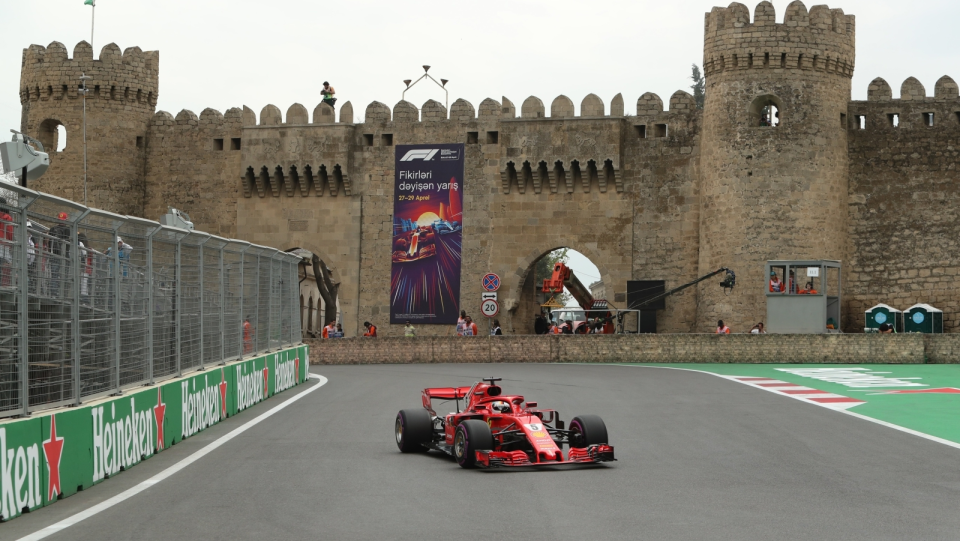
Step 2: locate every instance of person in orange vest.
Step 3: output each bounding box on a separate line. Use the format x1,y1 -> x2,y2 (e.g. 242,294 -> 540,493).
464,316 -> 479,337
716,320 -> 731,334
243,316 -> 254,353
769,271 -> 785,293
322,320 -> 336,339
363,321 -> 378,337
799,282 -> 818,295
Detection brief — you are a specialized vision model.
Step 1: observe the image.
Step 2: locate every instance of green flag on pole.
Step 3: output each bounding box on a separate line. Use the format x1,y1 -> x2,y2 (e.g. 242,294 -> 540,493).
84,0 -> 95,5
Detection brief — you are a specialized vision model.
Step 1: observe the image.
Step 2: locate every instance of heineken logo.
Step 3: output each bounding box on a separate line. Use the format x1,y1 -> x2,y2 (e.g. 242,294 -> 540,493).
274,354 -> 298,394
93,399 -> 156,482
237,362 -> 267,413
181,373 -> 224,439
0,427 -> 42,520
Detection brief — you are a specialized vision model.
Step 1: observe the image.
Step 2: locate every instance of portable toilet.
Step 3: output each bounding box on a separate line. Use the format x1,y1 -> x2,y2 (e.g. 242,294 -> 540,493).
903,303 -> 943,334
865,303 -> 902,333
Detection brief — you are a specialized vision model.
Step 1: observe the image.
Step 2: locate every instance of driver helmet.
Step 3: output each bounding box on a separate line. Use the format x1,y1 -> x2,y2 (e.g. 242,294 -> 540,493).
490,400 -> 511,413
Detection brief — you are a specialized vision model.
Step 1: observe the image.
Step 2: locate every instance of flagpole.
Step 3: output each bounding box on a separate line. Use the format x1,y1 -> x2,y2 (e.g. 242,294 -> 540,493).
90,2 -> 95,51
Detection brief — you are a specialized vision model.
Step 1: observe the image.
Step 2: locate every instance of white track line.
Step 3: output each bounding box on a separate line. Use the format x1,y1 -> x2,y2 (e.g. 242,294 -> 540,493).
624,366 -> 960,452
16,374 -> 328,541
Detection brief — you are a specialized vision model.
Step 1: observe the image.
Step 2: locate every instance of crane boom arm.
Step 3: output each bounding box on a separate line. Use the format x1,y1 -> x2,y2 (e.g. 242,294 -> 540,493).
628,268 -> 736,310
541,262 -> 595,310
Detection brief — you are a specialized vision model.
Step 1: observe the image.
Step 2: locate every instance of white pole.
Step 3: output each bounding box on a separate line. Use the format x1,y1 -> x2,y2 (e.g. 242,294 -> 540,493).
90,4 -> 95,51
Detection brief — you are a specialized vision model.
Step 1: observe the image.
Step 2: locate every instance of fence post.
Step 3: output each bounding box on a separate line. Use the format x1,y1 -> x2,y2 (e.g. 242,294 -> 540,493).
18,197 -> 32,416
238,246 -> 246,358
254,250 -> 261,354
112,227 -> 122,395
175,236 -> 182,377
73,210 -> 89,405
219,243 -> 225,364
146,226 -> 157,384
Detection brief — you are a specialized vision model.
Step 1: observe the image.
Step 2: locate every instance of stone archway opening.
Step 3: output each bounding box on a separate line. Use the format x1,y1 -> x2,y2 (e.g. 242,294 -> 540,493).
287,247 -> 342,336
514,248 -> 606,334
38,119 -> 66,152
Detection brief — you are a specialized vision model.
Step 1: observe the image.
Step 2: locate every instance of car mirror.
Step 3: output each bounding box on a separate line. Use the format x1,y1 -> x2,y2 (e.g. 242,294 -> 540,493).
526,401 -> 538,408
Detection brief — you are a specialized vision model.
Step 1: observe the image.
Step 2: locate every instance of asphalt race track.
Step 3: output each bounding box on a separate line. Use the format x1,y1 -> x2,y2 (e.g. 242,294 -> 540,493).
6,364 -> 960,540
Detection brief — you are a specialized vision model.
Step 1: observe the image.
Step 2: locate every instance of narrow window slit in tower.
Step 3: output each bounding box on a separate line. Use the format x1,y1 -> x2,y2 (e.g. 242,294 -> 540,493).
856,115 -> 866,130
840,113 -> 847,128
812,56 -> 819,70
655,124 -> 667,138
213,138 -> 224,151
780,53 -> 787,68
94,85 -> 100,98
748,54 -> 754,68
381,134 -> 393,147
231,138 -> 241,150
486,131 -> 499,144
124,87 -> 130,100
137,136 -> 144,149
888,113 -> 899,128
764,52 -> 770,67
363,134 -> 374,147
732,54 -> 738,69
923,112 -> 934,127
467,132 -> 478,144
797,54 -> 804,69
636,125 -> 647,139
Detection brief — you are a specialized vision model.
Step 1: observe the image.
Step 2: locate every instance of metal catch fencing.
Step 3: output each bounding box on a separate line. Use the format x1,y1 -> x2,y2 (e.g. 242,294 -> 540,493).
0,184 -> 303,418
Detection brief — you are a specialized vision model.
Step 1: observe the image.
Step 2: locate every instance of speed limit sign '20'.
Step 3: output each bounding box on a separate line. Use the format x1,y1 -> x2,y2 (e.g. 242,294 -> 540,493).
481,299 -> 499,318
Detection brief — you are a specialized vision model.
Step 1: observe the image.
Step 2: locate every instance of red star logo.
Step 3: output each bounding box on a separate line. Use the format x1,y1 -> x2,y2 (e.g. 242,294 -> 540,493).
294,356 -> 300,382
42,415 -> 65,501
154,387 -> 166,452
262,363 -> 270,399
219,368 -> 228,418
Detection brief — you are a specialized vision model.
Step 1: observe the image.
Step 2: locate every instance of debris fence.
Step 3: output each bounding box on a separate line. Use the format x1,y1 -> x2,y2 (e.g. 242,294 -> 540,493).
0,184 -> 302,418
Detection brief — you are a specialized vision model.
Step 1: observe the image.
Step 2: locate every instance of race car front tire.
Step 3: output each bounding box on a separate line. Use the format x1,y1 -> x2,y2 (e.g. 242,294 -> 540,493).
569,415 -> 609,448
396,409 -> 432,453
454,420 -> 494,468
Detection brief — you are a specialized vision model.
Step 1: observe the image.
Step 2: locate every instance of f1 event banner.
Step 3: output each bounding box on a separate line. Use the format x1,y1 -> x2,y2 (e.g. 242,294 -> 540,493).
391,143 -> 464,325
0,345 -> 308,522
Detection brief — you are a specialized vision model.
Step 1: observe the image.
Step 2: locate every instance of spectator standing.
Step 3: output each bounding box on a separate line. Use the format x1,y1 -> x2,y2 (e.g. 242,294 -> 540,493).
769,271 -> 784,293
335,323 -> 344,337
490,319 -> 502,336
363,321 -> 378,337
322,82 -> 337,109
716,320 -> 731,334
534,312 -> 547,335
404,320 -> 416,337
750,322 -> 766,334
456,310 -> 467,336
243,316 -> 254,353
464,316 -> 479,337
561,320 -> 574,335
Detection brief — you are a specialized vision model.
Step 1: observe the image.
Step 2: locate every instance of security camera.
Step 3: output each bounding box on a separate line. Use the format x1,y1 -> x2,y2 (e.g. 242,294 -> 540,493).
0,131 -> 49,183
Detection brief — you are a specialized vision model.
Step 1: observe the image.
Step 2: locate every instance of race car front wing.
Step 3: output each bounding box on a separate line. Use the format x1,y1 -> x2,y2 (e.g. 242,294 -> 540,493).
475,444 -> 615,468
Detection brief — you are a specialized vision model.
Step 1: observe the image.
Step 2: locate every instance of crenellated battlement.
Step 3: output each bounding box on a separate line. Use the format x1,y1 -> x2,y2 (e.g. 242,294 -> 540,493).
849,76 -> 960,131
703,1 -> 855,79
20,41 -> 159,108
238,90 -> 699,128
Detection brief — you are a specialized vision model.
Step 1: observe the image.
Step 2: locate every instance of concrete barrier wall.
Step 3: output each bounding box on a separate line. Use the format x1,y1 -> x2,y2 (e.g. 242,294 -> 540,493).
0,344 -> 309,522
306,334 -> 960,364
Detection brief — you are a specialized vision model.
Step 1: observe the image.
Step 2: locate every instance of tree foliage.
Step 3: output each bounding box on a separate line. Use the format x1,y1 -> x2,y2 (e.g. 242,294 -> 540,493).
690,64 -> 705,110
534,248 -> 570,307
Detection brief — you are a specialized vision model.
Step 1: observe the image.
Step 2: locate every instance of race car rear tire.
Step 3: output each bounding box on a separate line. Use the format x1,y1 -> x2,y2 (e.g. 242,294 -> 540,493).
454,420 -> 494,468
396,409 -> 432,453
569,415 -> 608,448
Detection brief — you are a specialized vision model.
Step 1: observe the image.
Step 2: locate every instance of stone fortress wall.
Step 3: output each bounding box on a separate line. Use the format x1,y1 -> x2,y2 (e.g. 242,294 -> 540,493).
16,0 -> 960,337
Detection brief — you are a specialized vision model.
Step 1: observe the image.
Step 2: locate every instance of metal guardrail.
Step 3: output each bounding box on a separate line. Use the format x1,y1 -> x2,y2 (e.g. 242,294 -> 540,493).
0,183 -> 302,418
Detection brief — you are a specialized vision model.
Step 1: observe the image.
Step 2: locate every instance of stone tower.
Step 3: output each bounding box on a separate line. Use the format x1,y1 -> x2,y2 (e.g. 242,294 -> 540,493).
697,1 -> 855,331
18,41 -> 158,215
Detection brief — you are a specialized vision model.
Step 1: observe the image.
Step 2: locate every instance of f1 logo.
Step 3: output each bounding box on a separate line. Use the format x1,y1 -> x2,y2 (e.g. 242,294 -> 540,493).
400,149 -> 439,161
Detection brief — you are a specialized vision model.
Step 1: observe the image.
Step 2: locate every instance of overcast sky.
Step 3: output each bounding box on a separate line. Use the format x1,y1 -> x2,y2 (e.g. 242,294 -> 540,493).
2,0 -> 958,136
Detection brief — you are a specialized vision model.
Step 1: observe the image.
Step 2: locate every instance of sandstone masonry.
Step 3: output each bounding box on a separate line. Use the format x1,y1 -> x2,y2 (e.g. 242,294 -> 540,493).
17,1 -> 960,337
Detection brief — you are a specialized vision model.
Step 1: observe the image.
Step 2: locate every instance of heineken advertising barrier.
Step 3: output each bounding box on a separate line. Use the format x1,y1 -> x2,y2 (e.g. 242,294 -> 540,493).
0,344 -> 308,522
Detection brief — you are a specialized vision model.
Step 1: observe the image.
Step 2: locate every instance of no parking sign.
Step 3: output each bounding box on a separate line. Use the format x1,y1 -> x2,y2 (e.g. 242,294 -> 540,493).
482,273 -> 501,292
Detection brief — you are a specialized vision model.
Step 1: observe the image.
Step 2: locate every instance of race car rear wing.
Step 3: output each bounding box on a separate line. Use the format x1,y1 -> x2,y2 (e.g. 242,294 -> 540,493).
422,386 -> 472,416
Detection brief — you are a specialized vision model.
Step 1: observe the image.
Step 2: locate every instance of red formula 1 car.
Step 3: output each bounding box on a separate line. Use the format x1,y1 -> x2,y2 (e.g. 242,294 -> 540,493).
394,377 -> 615,468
